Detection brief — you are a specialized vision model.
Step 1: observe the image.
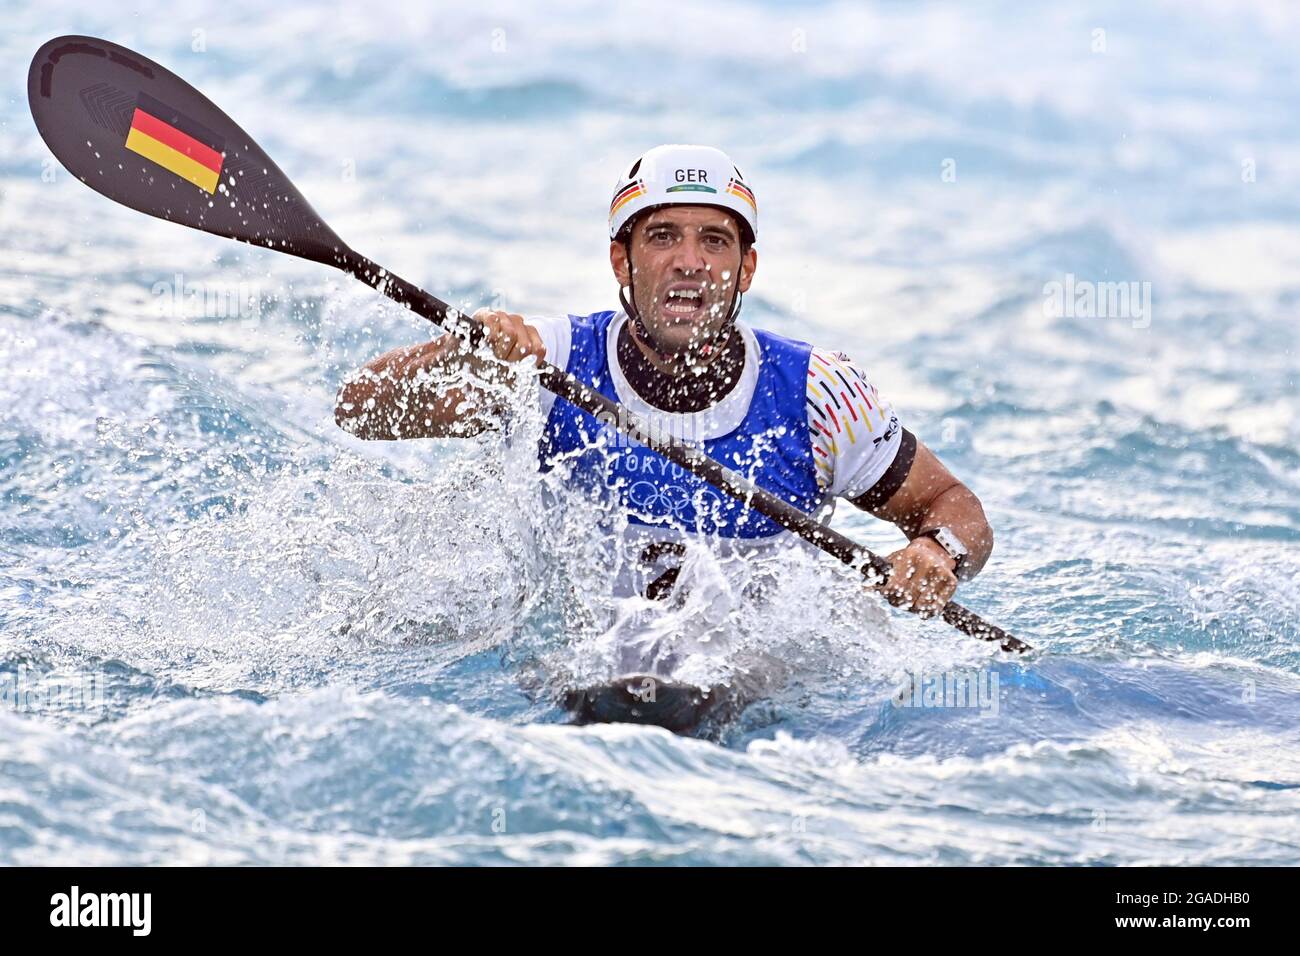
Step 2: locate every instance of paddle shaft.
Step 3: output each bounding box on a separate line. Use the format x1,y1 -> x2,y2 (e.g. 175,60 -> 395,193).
25,34 -> 1029,653
343,251 -> 1030,653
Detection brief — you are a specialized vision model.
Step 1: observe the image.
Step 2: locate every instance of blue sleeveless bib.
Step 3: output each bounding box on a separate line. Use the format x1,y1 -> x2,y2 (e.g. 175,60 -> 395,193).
538,311 -> 824,540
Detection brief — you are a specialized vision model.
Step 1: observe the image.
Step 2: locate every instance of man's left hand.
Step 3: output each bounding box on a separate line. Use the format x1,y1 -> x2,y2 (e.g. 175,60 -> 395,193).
876,537 -> 958,618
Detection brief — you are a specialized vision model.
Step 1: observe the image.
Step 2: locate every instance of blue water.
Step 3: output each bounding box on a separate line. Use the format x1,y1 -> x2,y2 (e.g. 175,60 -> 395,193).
2,0 -> 1298,864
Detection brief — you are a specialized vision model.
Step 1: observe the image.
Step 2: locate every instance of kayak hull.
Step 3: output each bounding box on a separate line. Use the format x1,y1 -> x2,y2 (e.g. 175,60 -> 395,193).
562,674 -> 735,734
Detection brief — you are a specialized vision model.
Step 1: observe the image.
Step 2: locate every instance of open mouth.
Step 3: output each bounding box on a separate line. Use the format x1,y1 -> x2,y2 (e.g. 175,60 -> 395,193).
662,283 -> 706,318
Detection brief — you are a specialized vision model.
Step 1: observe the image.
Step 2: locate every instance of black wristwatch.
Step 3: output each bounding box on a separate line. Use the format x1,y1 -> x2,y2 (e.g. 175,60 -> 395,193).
917,526 -> 971,580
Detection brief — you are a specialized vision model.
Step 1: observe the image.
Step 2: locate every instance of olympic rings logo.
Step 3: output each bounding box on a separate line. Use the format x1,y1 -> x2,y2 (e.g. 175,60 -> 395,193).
625,480 -> 725,520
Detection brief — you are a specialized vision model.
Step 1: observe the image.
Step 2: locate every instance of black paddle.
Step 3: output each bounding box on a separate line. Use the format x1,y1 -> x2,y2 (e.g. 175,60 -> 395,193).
28,34 -> 1030,653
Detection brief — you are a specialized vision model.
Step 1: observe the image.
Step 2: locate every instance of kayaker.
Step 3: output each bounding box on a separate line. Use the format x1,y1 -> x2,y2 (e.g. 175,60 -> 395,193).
335,144 -> 993,618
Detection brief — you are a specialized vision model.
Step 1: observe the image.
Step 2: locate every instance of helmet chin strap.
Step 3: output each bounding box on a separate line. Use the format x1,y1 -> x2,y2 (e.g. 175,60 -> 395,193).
619,243 -> 744,368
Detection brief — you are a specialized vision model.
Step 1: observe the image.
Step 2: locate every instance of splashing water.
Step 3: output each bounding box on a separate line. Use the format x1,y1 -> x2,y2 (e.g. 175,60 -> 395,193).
2,0 -> 1299,865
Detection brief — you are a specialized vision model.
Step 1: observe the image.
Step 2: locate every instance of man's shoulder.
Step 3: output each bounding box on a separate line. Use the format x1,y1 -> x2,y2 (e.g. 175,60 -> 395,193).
747,323 -> 811,349
806,345 -> 880,390
530,310 -> 621,379
741,325 -> 881,391
530,309 -> 619,329
748,327 -> 862,368
746,324 -> 817,371
563,309 -> 620,330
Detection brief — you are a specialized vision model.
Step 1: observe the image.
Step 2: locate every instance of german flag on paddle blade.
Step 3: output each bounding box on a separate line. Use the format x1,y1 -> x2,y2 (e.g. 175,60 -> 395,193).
124,92 -> 224,194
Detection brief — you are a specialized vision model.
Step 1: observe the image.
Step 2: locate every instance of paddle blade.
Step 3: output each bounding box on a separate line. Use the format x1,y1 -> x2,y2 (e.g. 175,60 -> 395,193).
28,35 -> 349,267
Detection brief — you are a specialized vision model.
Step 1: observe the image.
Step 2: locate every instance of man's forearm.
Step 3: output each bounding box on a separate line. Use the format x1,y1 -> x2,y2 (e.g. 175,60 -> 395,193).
334,336 -> 495,440
336,310 -> 547,441
909,483 -> 994,578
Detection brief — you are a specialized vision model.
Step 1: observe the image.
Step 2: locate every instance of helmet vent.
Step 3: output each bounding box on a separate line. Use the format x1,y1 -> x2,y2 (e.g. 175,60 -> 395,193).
628,158 -> 642,178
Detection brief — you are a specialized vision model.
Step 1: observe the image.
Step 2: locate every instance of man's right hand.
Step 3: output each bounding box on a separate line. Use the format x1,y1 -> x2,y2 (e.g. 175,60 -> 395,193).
335,307 -> 547,441
471,308 -> 547,366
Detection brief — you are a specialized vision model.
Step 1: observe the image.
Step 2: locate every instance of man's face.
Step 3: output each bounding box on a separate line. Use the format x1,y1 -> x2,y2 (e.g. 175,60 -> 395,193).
610,206 -> 757,358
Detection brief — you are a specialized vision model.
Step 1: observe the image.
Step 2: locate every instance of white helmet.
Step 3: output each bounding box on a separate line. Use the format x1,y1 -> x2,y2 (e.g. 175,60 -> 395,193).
608,144 -> 757,245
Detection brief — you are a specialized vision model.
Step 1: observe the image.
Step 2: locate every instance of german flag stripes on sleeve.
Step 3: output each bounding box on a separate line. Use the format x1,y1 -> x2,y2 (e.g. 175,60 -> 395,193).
805,348 -> 903,498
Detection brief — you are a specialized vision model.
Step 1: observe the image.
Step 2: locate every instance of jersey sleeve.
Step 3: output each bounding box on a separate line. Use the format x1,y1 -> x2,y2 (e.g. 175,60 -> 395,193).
805,348 -> 905,500
529,314 -> 572,417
